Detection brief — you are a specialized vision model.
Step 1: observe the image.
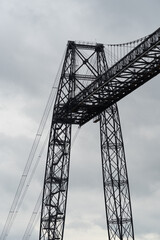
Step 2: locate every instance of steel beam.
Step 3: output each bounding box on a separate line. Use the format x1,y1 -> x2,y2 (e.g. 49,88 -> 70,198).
39,42 -> 75,240
97,46 -> 134,240
53,27 -> 160,125
100,105 -> 134,240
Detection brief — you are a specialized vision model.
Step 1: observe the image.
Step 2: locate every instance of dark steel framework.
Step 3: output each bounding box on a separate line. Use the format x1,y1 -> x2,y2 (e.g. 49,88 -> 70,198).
100,106 -> 134,240
54,27 -> 160,126
39,27 -> 160,240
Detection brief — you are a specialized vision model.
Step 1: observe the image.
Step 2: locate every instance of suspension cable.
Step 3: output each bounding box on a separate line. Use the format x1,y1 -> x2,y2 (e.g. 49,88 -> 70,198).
0,50 -> 66,240
10,129 -> 50,233
104,34 -> 149,67
21,126 -> 81,240
22,191 -> 42,240
104,34 -> 148,47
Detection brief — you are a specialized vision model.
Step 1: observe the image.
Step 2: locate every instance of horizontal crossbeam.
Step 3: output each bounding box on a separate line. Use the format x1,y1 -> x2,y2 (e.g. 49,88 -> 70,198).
53,28 -> 160,126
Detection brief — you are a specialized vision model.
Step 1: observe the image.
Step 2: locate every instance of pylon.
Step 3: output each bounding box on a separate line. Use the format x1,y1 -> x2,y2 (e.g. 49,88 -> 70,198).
39,41 -> 134,240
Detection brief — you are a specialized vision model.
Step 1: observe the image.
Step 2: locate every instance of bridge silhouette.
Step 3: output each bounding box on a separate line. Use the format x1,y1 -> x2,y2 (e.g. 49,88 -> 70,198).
1,27 -> 160,240
39,27 -> 160,240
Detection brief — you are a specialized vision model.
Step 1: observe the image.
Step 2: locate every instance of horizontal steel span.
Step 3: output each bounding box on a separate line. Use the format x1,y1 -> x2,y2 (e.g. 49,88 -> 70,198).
53,27 -> 160,126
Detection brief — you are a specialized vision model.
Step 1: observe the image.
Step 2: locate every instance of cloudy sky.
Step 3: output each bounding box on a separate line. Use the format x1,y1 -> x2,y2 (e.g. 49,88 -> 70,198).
0,0 -> 160,240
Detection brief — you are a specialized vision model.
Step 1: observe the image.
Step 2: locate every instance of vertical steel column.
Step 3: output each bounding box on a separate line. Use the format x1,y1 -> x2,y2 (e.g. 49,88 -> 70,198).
100,106 -> 134,240
39,41 -> 135,240
39,42 -> 75,240
97,47 -> 134,240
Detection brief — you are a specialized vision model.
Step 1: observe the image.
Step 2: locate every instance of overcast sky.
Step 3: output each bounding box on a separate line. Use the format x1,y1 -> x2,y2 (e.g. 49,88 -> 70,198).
0,1 -> 160,240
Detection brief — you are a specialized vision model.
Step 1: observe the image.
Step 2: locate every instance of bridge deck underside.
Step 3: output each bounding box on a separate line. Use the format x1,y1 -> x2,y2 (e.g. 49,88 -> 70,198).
53,28 -> 160,126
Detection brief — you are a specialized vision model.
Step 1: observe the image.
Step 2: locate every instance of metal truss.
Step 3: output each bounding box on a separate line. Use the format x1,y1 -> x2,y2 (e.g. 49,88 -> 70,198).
100,105 -> 134,240
53,27 -> 160,126
39,41 -> 111,240
39,43 -> 75,240
39,40 -> 135,240
97,46 -> 134,240
39,122 -> 71,240
39,26 -> 160,239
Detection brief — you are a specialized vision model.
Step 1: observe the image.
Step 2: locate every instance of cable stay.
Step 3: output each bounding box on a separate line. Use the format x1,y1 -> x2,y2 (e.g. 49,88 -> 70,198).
0,90 -> 55,240
21,126 -> 80,240
22,191 -> 42,240
104,35 -> 148,67
7,129 -> 50,238
0,50 -> 66,240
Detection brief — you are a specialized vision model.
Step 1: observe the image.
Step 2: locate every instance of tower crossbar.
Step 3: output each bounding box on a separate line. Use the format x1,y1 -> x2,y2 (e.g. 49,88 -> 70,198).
53,27 -> 160,126
39,27 -> 160,240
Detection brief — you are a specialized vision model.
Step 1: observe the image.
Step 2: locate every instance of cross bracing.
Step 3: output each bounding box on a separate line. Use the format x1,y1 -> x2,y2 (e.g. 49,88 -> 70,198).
53,27 -> 160,126
1,27 -> 159,240
39,27 -> 160,240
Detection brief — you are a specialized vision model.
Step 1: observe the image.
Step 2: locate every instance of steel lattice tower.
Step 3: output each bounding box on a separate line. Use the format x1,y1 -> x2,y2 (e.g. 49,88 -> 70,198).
100,107 -> 134,240
39,27 -> 160,240
39,41 -> 135,240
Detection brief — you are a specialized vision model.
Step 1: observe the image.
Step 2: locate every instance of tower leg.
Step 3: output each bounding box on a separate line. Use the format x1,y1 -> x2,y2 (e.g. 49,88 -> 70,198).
39,41 -> 75,240
39,122 -> 71,240
100,104 -> 134,240
39,41 -> 135,240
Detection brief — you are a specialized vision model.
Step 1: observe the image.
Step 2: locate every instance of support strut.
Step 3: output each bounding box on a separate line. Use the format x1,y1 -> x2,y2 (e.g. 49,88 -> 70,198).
39,41 -> 134,240
97,44 -> 134,240
100,105 -> 134,240
39,42 -> 75,240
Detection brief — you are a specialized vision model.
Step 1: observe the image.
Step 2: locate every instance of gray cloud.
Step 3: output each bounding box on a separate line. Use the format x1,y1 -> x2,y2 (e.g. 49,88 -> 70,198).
0,0 -> 160,240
